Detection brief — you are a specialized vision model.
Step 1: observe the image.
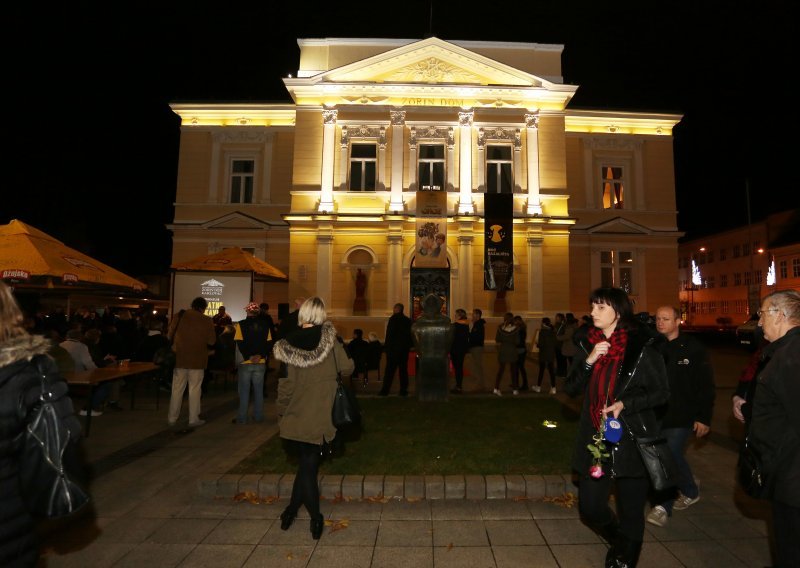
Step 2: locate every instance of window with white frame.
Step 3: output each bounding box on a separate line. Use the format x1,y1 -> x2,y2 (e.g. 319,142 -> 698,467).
230,159 -> 255,203
349,143 -> 377,191
780,260 -> 787,279
486,144 -> 513,193
601,165 -> 624,209
418,144 -> 446,191
600,250 -> 634,293
793,258 -> 800,277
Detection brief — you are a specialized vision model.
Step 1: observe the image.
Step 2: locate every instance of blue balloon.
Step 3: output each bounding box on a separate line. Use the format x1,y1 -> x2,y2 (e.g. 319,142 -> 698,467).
604,417 -> 623,443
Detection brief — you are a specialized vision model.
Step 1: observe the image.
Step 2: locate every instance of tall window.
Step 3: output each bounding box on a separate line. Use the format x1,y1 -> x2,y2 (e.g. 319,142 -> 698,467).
349,143 -> 377,191
742,242 -> 751,256
793,258 -> 800,277
230,159 -> 254,203
780,260 -> 787,279
719,248 -> 727,261
486,145 -> 513,193
601,165 -> 624,209
720,274 -> 728,287
734,272 -> 742,286
418,144 -> 445,190
600,250 -> 634,293
733,245 -> 740,258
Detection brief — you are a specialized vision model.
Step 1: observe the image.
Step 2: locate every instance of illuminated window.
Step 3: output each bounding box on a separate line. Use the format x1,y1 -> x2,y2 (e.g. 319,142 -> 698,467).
486,145 -> 513,193
705,276 -> 715,289
349,143 -> 377,191
780,260 -> 787,278
601,165 -> 624,209
230,159 -> 254,203
418,144 -> 445,191
600,250 -> 634,293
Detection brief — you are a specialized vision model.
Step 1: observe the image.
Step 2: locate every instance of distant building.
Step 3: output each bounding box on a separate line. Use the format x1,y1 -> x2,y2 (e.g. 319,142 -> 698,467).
168,37 -> 683,338
677,209 -> 799,329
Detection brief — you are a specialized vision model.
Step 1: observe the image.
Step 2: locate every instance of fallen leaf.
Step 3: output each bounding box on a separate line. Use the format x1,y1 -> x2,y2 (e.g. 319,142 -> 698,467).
542,492 -> 578,508
447,542 -> 454,550
330,519 -> 350,532
233,491 -> 258,502
512,495 -> 529,501
406,497 -> 422,503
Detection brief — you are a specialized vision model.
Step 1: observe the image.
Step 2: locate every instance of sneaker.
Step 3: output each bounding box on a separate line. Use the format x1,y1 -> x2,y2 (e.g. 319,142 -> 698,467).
532,385 -> 541,393
79,409 -> 103,417
493,388 -> 503,397
672,493 -> 700,510
512,390 -> 520,396
549,387 -> 557,395
646,505 -> 668,527
188,419 -> 206,428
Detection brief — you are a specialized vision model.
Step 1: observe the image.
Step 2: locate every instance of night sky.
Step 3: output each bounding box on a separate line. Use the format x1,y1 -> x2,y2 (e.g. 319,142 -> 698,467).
6,1 -> 795,277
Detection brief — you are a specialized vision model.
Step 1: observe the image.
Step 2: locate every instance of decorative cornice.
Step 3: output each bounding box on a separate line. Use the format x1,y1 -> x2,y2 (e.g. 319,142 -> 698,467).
212,130 -> 269,144
477,126 -> 519,148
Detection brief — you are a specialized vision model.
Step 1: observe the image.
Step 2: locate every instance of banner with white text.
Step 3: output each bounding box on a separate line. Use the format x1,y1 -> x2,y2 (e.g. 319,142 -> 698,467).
484,193 -> 514,290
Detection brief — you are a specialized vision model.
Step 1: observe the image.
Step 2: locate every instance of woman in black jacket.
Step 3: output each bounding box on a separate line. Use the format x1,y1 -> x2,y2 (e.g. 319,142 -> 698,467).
0,282 -> 84,567
565,287 -> 669,568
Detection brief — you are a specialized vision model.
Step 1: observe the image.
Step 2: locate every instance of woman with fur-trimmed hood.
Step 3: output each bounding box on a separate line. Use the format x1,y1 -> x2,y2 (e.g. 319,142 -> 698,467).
272,296 -> 353,540
0,282 -> 84,567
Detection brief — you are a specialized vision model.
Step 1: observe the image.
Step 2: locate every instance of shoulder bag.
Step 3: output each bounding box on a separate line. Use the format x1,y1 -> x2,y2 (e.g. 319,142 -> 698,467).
633,434 -> 680,491
331,348 -> 361,429
18,356 -> 90,518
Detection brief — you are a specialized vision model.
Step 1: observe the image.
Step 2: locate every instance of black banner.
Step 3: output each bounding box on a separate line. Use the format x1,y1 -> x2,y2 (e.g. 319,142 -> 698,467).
484,193 -> 513,290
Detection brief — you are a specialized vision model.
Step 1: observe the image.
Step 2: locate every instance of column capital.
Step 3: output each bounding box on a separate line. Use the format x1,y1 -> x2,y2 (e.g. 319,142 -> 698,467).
390,110 -> 406,125
458,110 -> 474,127
323,109 -> 338,124
524,113 -> 540,129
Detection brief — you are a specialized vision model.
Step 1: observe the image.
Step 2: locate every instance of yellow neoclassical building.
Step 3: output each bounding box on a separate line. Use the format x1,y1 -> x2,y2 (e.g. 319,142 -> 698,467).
169,37 -> 683,336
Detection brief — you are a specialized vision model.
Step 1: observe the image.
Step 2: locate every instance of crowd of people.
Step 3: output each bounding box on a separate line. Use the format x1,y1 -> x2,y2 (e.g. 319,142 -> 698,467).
2,283 -> 798,566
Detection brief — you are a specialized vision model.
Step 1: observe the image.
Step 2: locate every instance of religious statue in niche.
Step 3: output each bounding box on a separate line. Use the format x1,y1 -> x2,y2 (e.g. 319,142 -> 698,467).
353,268 -> 367,315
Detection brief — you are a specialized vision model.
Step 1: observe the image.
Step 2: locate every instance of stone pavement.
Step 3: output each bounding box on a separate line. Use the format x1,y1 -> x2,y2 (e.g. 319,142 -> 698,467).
37,372 -> 774,567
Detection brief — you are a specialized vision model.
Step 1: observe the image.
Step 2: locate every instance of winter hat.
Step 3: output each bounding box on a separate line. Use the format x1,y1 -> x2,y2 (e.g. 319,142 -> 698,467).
245,302 -> 261,314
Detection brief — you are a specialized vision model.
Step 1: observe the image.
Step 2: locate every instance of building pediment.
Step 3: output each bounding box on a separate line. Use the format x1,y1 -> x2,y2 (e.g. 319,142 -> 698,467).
201,212 -> 274,230
586,217 -> 653,235
321,38 -> 542,87
284,37 -> 577,110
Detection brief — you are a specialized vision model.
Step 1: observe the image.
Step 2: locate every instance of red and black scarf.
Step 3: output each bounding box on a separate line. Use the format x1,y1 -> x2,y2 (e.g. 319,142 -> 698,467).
587,326 -> 628,430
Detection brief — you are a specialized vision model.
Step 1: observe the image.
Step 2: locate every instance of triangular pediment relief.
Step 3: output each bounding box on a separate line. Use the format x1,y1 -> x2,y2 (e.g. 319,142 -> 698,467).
319,38 -> 547,88
586,217 -> 653,235
201,212 -> 272,230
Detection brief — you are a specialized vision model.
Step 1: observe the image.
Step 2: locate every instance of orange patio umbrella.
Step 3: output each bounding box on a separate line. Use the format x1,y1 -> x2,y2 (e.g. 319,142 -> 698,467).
0,219 -> 147,291
171,246 -> 288,282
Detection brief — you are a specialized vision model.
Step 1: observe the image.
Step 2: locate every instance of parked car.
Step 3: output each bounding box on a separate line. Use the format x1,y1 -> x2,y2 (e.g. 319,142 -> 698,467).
736,315 -> 761,349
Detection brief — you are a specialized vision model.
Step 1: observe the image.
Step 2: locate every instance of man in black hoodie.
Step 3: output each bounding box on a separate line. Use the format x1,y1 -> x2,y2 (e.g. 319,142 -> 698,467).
467,308 -> 486,392
378,303 -> 413,396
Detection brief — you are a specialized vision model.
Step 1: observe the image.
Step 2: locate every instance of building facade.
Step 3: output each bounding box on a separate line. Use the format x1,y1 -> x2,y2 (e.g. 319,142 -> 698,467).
677,209 -> 800,330
168,37 -> 683,338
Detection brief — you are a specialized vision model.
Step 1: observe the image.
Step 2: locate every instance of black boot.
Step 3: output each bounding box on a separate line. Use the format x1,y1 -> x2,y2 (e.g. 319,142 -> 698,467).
598,516 -> 620,568
310,514 -> 324,540
607,533 -> 642,568
279,508 -> 297,531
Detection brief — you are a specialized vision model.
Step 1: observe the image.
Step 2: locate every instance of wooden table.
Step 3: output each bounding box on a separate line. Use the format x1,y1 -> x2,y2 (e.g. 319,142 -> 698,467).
65,362 -> 159,436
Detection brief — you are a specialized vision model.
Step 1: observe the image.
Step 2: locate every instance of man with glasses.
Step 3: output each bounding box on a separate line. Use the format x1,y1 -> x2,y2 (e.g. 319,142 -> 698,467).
646,305 -> 715,527
748,290 -> 800,568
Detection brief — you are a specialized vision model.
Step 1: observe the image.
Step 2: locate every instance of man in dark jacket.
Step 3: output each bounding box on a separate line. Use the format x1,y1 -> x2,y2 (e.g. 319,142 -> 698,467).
233,302 -> 272,424
646,305 -> 715,528
467,308 -> 486,392
378,303 -> 413,396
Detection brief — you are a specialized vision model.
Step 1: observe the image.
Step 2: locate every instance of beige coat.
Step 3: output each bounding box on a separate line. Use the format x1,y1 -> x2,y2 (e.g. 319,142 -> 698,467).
168,308 -> 216,369
274,322 -> 354,445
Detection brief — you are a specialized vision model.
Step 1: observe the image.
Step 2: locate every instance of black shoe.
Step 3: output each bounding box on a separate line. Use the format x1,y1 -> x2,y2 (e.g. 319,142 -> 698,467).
280,509 -> 297,531
310,515 -> 324,539
450,387 -> 462,394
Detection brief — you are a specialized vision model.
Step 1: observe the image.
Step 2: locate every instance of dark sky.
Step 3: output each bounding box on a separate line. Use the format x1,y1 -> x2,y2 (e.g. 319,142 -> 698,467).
6,1 -> 796,277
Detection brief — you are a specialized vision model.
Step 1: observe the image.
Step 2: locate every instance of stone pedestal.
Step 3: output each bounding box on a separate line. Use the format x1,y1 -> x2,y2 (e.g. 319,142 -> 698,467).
353,297 -> 367,315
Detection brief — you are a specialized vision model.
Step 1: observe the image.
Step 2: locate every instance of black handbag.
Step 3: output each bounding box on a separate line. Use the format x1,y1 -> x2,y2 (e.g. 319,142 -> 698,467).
18,356 -> 90,518
331,348 -> 361,429
633,435 -> 679,492
737,437 -> 768,499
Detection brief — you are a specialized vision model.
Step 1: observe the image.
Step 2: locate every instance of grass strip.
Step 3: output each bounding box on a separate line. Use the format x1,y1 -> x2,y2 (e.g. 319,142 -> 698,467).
229,396 -> 580,475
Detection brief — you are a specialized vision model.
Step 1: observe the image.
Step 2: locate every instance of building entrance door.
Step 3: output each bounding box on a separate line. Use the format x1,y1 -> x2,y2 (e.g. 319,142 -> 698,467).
409,267 -> 450,321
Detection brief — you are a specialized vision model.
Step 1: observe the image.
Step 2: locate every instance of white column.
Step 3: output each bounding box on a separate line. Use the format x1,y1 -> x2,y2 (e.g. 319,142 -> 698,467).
457,232 -> 474,311
316,228 -> 334,305
208,132 -> 222,202
458,111 -> 474,214
260,131 -> 273,203
387,230 -> 404,307
389,111 -> 405,210
318,109 -> 337,213
378,127 -> 387,191
408,127 -> 418,191
527,231 -> 544,313
525,113 -> 542,215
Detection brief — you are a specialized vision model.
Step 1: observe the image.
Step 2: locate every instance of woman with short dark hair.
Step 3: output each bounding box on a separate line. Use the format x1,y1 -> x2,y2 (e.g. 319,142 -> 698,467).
565,287 -> 669,567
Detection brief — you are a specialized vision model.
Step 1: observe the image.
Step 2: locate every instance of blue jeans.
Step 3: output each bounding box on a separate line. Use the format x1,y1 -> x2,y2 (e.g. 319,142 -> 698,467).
660,427 -> 699,514
236,363 -> 265,423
